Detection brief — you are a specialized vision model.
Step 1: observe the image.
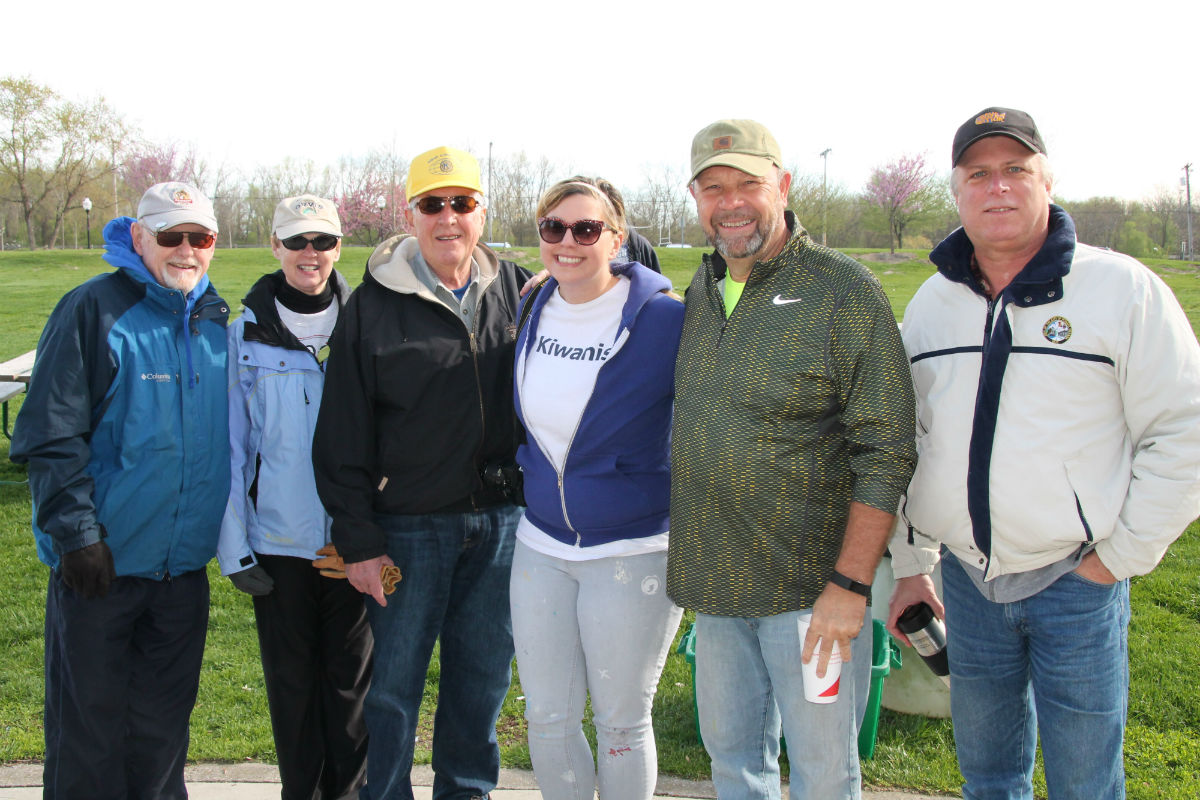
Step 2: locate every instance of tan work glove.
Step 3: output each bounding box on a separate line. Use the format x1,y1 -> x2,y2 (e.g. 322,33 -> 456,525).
313,544 -> 347,579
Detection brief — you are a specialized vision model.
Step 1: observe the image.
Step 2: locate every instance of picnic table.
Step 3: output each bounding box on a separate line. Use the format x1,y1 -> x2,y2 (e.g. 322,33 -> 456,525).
1,349 -> 35,440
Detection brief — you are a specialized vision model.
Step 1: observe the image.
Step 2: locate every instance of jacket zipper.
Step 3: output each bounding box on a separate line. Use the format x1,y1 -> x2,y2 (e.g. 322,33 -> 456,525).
515,346 -> 583,542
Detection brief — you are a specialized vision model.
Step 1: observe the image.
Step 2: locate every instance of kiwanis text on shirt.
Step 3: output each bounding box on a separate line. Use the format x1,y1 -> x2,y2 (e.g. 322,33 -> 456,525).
535,336 -> 613,362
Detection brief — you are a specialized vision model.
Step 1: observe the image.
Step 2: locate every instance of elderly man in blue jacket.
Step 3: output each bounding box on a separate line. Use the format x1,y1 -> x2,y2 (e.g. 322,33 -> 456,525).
11,182 -> 230,799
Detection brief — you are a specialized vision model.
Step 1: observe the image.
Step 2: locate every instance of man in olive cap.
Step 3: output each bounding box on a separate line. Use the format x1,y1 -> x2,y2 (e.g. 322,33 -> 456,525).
668,120 -> 916,799
12,182 -> 229,798
314,146 -> 531,799
887,106 -> 1200,799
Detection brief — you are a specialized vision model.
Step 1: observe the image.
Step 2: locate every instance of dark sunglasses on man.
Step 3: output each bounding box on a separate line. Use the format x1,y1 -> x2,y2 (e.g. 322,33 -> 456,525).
150,230 -> 216,249
412,195 -> 481,216
280,233 -> 340,252
537,218 -> 612,246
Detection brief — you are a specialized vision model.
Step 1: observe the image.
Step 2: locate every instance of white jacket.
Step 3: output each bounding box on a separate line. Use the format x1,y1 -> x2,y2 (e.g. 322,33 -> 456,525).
891,207 -> 1200,582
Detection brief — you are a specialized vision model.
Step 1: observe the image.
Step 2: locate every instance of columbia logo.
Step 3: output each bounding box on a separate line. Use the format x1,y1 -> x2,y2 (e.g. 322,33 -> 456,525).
141,372 -> 171,383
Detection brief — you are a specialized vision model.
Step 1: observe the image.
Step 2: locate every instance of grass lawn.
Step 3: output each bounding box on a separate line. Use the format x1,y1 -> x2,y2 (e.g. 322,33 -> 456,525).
2,243 -> 1200,798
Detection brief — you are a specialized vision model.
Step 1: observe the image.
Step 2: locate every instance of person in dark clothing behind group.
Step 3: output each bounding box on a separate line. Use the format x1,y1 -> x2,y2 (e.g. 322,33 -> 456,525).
313,145 -> 532,800
219,194 -> 371,799
11,182 -> 230,799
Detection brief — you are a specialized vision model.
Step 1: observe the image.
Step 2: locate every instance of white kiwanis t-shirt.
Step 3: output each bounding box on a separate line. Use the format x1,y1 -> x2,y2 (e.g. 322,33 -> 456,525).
515,276 -> 668,561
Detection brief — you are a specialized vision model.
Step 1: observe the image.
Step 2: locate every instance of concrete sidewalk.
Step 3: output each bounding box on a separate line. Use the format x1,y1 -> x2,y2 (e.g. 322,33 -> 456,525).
0,762 -> 947,799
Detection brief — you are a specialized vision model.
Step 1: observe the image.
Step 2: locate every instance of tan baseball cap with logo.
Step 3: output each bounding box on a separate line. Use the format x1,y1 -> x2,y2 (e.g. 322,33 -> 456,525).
689,119 -> 783,184
273,194 -> 343,240
137,182 -> 218,232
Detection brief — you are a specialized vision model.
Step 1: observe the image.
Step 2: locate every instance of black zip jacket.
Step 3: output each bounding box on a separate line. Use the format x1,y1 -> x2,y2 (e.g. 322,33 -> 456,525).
312,235 -> 531,563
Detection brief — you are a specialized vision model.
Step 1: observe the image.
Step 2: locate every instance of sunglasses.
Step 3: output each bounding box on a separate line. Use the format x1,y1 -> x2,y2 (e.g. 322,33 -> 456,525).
412,195 -> 481,216
152,230 -> 215,249
280,233 -> 340,252
537,218 -> 611,246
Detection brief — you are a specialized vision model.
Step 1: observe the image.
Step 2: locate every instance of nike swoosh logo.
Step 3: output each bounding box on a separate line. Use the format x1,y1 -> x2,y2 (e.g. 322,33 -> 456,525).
772,295 -> 802,305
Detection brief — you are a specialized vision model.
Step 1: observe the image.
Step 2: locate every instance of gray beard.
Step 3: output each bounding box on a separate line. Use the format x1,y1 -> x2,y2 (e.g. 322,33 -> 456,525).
707,214 -> 780,261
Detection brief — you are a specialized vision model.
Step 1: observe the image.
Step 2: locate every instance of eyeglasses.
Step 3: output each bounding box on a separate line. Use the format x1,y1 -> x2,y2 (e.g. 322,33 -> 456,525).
280,233 -> 340,252
151,230 -> 216,249
537,218 -> 611,246
412,195 -> 481,215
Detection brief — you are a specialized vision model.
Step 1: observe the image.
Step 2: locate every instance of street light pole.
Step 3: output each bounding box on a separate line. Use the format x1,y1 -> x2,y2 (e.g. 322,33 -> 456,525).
819,148 -> 831,246
82,197 -> 93,249
1184,163 -> 1194,261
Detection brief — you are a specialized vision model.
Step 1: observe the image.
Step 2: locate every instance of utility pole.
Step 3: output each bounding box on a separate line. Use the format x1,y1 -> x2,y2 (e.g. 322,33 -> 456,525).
819,148 -> 832,246
1184,163 -> 1194,261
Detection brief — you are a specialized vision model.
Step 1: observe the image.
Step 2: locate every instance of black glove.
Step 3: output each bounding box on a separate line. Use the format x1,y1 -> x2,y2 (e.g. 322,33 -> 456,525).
229,564 -> 275,596
60,540 -> 116,599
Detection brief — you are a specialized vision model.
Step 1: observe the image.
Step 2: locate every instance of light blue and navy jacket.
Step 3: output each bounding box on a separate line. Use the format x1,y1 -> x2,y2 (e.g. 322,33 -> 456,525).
217,270 -> 349,575
11,216 -> 230,579
892,205 -> 1200,582
514,262 -> 684,547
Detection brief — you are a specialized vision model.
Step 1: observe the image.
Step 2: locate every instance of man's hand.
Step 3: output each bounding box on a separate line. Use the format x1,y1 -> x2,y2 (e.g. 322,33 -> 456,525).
803,583 -> 867,678
886,574 -> 944,647
60,540 -> 116,599
346,555 -> 396,607
520,270 -> 549,297
1074,550 -> 1118,584
229,565 -> 275,596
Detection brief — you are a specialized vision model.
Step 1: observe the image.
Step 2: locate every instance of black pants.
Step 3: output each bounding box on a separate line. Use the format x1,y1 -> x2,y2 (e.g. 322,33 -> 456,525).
43,568 -> 209,800
253,554 -> 373,800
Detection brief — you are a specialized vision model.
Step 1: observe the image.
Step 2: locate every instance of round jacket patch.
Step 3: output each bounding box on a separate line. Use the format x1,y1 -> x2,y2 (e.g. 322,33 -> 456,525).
1043,316 -> 1071,343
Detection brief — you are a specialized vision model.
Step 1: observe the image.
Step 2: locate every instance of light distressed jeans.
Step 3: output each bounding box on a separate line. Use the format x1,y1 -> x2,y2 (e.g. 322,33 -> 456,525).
695,606 -> 872,800
510,541 -> 683,800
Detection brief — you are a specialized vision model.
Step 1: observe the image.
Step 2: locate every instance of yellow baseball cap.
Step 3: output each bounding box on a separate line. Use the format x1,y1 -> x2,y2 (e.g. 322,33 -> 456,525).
406,146 -> 483,199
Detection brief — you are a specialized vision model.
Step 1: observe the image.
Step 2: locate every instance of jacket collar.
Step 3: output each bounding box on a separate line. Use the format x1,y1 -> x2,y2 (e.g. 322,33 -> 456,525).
365,234 -> 501,300
930,204 -> 1077,307
524,262 -> 673,349
241,269 -> 350,351
706,210 -> 808,284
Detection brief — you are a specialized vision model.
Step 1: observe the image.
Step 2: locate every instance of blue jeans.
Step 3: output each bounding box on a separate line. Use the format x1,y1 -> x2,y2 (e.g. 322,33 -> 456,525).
361,505 -> 520,800
510,542 -> 683,800
942,553 -> 1130,800
694,607 -> 872,800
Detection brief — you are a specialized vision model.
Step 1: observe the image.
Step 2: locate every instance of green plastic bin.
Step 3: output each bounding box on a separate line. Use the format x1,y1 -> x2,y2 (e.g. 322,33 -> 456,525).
676,618 -> 901,760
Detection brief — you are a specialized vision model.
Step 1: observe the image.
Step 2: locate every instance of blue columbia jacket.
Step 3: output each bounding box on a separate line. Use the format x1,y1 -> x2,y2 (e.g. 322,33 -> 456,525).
10,217 -> 230,579
514,262 -> 684,547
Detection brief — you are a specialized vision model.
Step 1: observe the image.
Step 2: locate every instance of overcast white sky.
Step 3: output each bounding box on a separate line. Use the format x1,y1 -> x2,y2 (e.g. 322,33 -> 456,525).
5,0 -> 1196,204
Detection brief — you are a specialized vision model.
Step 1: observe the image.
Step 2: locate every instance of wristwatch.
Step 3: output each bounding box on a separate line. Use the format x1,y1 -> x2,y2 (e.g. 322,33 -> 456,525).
828,569 -> 872,598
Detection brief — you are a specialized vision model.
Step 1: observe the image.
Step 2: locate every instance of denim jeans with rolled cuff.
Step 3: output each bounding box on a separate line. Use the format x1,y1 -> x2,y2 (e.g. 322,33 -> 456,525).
359,505 -> 520,800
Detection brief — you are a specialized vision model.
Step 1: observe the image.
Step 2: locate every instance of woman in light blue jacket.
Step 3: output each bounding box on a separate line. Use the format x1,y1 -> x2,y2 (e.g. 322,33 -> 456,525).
217,195 -> 371,798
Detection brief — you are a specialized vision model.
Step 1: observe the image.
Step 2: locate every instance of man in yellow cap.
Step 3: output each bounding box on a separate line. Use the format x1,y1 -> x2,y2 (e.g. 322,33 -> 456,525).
313,146 -> 531,799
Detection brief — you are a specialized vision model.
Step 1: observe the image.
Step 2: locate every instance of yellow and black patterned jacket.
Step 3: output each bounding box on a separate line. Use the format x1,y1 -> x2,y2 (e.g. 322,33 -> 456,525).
667,213 -> 916,616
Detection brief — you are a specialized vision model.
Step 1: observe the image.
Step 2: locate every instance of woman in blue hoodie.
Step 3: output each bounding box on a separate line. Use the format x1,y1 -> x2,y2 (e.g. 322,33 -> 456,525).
510,176 -> 684,800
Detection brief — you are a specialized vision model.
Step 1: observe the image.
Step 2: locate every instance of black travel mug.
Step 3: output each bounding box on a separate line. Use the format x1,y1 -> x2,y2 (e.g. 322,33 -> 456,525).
896,602 -> 951,686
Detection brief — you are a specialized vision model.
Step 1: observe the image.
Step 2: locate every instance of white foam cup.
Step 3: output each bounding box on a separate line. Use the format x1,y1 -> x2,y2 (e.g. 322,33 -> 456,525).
798,613 -> 843,704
